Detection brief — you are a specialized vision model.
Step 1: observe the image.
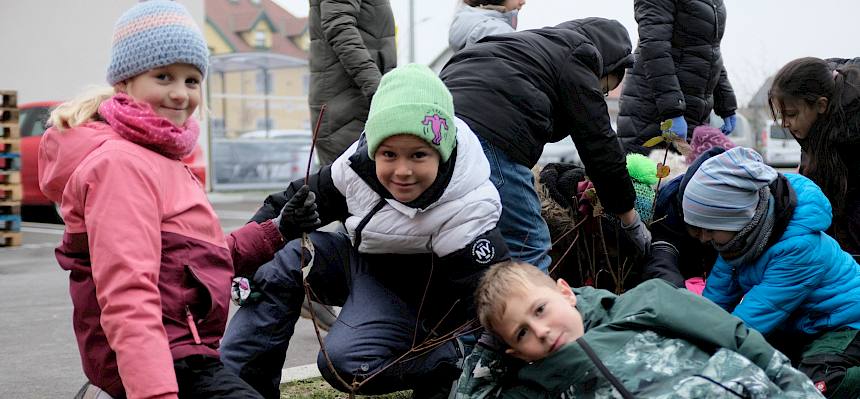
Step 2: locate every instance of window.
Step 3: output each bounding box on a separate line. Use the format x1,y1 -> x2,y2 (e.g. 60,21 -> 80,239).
210,118 -> 226,138
255,69 -> 273,94
256,118 -> 274,131
254,31 -> 266,48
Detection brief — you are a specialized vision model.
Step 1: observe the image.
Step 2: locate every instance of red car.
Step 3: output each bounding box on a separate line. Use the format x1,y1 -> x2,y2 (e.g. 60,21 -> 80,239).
19,101 -> 207,221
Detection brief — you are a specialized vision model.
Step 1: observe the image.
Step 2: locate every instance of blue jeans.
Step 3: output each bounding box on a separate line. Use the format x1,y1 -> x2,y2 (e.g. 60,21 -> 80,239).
478,137 -> 552,272
220,232 -> 462,398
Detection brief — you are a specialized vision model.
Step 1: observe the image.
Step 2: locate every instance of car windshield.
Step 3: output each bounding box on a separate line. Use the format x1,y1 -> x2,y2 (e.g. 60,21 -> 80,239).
19,106 -> 52,137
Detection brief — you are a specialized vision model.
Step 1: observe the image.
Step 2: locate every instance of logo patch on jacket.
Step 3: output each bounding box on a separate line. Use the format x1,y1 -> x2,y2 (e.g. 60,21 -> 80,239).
471,239 -> 496,264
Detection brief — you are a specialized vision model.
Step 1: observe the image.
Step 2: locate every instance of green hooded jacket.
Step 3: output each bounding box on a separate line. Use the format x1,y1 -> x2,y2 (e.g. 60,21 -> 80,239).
456,279 -> 822,398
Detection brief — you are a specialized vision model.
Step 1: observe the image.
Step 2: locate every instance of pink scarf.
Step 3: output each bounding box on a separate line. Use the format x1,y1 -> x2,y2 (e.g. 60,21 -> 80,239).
98,93 -> 199,160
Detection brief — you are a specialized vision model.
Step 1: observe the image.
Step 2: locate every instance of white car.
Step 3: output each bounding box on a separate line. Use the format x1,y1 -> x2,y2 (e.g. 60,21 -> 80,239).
763,121 -> 801,167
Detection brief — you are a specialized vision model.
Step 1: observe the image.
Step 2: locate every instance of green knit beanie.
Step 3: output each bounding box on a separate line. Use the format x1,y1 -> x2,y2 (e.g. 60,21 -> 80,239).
365,64 -> 457,162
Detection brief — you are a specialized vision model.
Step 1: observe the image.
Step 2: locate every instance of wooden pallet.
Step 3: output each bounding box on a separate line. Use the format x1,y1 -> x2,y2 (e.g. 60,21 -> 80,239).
0,170 -> 19,184
0,138 -> 20,153
0,90 -> 17,108
0,184 -> 21,202
0,231 -> 22,247
0,200 -> 20,215
0,153 -> 19,171
0,214 -> 20,232
0,108 -> 18,124
0,122 -> 19,139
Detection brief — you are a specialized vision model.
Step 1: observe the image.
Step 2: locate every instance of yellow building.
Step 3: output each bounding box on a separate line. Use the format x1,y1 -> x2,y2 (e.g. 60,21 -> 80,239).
204,0 -> 310,138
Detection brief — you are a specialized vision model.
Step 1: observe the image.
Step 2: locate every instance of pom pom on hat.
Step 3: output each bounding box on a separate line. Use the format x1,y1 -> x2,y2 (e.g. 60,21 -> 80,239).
626,153 -> 657,222
365,64 -> 457,162
107,0 -> 209,85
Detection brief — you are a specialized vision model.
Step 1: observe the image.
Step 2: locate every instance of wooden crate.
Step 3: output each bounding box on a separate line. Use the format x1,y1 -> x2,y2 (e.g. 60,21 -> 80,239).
0,90 -> 17,108
0,123 -> 20,139
0,138 -> 20,153
0,231 -> 22,247
0,153 -> 19,171
0,184 -> 21,202
0,200 -> 21,215
0,171 -> 19,184
0,108 -> 19,124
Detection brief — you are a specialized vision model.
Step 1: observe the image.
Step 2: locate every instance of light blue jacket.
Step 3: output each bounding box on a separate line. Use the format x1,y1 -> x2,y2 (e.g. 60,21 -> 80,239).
448,5 -> 516,52
704,173 -> 860,335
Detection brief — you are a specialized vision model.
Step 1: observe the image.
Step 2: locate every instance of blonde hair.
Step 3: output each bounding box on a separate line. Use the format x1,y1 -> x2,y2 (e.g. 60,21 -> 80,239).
476,261 -> 557,334
49,86 -> 116,131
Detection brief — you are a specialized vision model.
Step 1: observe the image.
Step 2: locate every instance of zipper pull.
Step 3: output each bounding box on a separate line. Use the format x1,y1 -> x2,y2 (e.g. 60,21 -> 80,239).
186,306 -> 202,345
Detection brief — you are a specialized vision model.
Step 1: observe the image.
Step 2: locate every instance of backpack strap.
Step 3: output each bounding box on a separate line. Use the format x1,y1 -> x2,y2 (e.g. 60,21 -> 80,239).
576,338 -> 636,399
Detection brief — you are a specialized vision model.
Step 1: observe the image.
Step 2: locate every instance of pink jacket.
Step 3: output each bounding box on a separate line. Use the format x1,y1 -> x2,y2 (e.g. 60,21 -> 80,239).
39,122 -> 284,399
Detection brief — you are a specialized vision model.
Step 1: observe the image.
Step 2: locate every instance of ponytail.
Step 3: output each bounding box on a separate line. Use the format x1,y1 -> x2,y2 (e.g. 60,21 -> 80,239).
49,86 -> 115,131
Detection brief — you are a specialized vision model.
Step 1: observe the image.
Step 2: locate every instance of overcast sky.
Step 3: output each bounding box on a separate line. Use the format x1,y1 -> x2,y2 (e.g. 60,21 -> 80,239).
274,0 -> 858,106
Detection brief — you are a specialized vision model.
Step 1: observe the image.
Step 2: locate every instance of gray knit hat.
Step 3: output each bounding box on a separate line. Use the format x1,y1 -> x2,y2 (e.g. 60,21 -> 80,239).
682,147 -> 778,231
106,0 -> 209,85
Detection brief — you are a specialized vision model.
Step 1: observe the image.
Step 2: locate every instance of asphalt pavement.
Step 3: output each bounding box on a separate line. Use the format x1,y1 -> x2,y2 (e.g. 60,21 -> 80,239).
0,195 -> 322,397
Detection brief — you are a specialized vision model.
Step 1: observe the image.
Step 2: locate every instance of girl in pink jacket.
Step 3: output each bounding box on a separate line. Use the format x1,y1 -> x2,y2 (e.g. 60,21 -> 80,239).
38,2 -> 283,398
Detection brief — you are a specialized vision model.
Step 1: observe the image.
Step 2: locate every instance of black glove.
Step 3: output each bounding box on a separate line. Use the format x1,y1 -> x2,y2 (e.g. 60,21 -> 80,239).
273,185 -> 322,240
539,162 -> 587,209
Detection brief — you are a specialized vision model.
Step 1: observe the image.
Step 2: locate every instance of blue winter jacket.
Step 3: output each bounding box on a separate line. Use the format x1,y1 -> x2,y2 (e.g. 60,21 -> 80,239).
704,173 -> 860,336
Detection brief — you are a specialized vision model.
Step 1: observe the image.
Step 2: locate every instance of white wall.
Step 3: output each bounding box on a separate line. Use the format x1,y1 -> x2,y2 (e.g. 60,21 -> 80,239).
0,0 -> 204,104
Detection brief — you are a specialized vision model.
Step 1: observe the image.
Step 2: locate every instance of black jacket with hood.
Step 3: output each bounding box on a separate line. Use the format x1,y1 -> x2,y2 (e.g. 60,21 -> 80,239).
617,0 -> 737,153
440,17 -> 636,214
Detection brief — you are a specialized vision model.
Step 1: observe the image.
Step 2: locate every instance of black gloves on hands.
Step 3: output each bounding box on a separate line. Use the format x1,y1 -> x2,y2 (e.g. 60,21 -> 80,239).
274,185 -> 322,240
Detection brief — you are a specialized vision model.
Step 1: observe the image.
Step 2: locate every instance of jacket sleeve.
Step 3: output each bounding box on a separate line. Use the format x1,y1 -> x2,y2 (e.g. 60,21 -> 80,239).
730,248 -> 823,335
320,0 -> 383,99
75,153 -> 178,399
250,165 -> 349,229
226,220 -> 285,278
713,65 -> 738,117
557,53 -> 635,215
702,257 -> 744,311
634,0 -> 685,119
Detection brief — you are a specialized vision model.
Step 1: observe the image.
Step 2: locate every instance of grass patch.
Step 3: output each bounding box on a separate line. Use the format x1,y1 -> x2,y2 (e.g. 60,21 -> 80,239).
280,378 -> 411,399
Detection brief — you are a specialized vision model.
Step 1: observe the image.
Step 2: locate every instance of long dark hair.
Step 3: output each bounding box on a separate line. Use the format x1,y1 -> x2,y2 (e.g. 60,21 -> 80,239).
463,0 -> 505,6
768,57 -> 860,216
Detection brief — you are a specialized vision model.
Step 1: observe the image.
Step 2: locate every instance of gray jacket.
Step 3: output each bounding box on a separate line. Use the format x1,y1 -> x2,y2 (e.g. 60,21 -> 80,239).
308,0 -> 397,165
448,5 -> 516,52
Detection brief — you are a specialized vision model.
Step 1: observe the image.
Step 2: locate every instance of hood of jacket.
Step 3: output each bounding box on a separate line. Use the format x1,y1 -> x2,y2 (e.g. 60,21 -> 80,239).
448,5 -> 516,51
555,17 -> 634,77
39,122 -> 118,204
782,173 -> 833,238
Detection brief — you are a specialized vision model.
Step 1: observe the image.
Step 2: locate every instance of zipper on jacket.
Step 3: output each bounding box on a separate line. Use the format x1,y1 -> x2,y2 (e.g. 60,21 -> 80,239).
186,306 -> 202,344
711,1 -> 719,41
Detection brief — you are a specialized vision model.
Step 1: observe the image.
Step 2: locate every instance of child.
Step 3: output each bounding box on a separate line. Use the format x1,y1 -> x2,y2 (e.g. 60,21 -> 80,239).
456,261 -> 821,398
683,147 -> 860,398
768,57 -> 860,256
220,64 -> 510,398
448,0 -> 525,52
617,0 -> 737,154
38,2 -> 284,398
441,17 -> 651,273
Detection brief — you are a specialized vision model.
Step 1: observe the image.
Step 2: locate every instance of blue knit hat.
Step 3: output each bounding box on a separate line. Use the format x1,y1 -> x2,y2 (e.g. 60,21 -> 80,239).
107,0 -> 209,85
682,147 -> 777,231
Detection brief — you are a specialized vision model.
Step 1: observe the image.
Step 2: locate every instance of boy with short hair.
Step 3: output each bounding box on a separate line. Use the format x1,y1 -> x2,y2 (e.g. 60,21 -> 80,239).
221,64 -> 509,398
458,261 -> 822,398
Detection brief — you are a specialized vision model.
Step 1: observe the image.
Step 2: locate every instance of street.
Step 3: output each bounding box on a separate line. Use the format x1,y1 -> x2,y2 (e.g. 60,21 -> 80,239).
0,197 -> 322,397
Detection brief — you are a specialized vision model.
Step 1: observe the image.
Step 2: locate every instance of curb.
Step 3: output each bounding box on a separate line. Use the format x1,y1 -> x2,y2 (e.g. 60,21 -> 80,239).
282,363 -> 322,383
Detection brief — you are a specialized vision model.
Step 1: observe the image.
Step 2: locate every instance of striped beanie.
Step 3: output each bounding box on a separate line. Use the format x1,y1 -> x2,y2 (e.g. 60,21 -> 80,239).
682,147 -> 777,231
107,0 -> 209,85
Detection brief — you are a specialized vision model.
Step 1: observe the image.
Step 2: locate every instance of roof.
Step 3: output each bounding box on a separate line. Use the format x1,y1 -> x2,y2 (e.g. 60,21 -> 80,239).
206,0 -> 308,59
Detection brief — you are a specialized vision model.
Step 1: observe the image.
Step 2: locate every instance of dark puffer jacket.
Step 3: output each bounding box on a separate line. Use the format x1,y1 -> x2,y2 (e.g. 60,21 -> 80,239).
308,0 -> 397,165
440,17 -> 636,215
617,0 -> 737,153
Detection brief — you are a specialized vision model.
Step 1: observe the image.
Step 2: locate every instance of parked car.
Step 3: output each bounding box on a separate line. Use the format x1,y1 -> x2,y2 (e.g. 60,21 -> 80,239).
211,129 -> 316,189
19,101 -> 207,222
762,120 -> 801,167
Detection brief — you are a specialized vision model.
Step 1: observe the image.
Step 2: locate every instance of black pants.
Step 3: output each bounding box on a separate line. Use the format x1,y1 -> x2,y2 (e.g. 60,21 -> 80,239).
175,355 -> 262,399
797,329 -> 860,399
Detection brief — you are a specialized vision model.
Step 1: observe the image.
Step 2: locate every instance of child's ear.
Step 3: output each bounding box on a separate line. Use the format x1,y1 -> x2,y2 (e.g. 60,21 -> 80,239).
557,278 -> 577,307
816,96 -> 829,114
